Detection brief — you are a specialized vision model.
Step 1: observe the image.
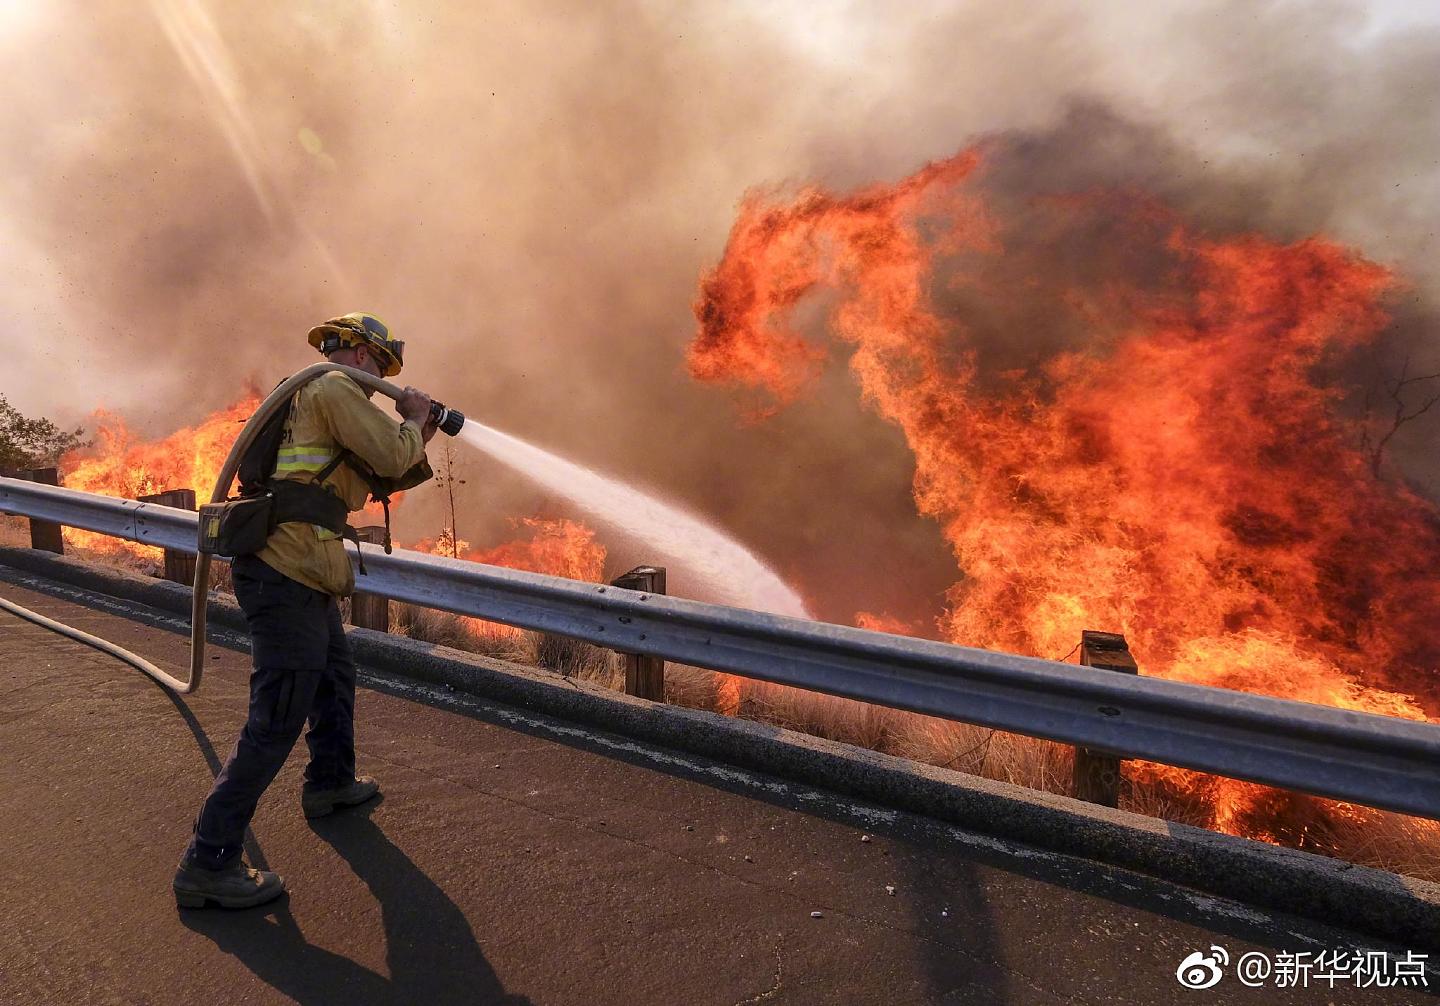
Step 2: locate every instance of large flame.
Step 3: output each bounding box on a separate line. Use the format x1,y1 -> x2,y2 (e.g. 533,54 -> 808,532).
414,517 -> 606,580
690,145 -> 1438,841
64,396 -> 260,501
412,517 -> 607,640
60,393 -> 395,556
60,396 -> 261,557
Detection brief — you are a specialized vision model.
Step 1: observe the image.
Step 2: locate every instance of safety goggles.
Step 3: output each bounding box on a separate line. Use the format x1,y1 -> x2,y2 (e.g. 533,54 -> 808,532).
321,323 -> 404,373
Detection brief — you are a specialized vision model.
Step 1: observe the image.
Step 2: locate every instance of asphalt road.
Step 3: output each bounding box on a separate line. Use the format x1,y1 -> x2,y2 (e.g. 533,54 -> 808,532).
0,569 -> 1433,1005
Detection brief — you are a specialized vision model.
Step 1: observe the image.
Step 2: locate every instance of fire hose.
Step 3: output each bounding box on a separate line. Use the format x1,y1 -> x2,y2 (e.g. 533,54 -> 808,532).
0,362 -> 464,694
0,593 -> 175,681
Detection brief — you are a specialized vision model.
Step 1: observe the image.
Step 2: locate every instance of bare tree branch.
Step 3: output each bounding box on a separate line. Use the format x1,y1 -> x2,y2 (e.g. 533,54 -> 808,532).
1369,353 -> 1440,476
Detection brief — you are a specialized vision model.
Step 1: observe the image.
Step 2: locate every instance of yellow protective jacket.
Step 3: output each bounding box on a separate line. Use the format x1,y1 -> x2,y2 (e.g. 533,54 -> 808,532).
255,371 -> 428,596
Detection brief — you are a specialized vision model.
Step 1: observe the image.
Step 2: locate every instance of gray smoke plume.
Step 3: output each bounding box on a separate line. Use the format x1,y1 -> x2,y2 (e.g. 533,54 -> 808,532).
2,1 -> 1436,623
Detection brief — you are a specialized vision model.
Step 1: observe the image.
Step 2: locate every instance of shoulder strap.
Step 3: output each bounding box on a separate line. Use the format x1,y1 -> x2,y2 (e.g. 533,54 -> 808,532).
311,448 -> 352,486
332,453 -> 395,556
296,448 -> 396,562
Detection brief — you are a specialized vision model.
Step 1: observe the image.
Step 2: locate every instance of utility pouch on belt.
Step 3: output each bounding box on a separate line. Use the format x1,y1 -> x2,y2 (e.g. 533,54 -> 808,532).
196,481 -> 351,559
198,495 -> 274,557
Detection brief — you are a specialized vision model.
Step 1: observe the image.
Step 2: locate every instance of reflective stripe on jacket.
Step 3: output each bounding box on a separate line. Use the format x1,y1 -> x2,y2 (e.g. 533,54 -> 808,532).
256,370 -> 426,596
274,444 -> 338,475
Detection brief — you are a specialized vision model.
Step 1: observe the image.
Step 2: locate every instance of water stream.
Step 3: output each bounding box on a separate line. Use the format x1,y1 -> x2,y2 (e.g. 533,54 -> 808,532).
457,424 -> 810,617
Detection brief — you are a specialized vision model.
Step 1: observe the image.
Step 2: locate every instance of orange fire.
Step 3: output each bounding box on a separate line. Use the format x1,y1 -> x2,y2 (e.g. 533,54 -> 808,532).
412,517 -> 607,638
60,396 -> 261,557
462,517 -> 606,582
854,611 -> 916,636
413,517 -> 606,580
60,393 -> 395,557
64,395 -> 261,500
690,144 -> 1437,840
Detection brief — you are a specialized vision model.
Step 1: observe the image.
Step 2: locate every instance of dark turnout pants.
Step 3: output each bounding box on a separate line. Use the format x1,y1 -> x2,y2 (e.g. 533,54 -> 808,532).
184,555 -> 358,870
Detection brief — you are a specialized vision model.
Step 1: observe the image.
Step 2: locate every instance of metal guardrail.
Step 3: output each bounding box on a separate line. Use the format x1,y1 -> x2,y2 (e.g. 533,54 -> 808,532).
4,475 -> 1440,821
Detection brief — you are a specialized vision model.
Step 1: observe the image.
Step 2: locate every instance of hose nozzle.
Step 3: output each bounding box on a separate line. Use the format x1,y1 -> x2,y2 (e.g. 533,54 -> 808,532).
428,400 -> 466,437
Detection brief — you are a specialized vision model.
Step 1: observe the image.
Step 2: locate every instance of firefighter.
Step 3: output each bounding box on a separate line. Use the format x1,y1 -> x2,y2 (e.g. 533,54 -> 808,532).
174,312 -> 437,909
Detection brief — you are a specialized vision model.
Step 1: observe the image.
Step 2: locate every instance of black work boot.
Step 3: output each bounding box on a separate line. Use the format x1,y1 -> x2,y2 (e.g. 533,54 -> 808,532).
301,774 -> 380,819
173,860 -> 286,909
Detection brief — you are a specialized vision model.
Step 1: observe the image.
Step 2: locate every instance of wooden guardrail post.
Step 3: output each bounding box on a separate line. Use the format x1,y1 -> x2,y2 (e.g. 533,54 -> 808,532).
610,565 -> 667,701
350,526 -> 390,632
1073,630 -> 1139,807
137,489 -> 197,585
23,468 -> 65,555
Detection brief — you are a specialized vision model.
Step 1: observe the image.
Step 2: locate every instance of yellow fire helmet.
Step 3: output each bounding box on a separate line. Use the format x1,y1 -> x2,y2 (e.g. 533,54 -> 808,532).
307,311 -> 405,377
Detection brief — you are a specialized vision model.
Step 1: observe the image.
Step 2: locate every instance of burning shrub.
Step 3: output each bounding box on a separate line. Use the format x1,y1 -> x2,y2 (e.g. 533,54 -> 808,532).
689,141 -> 1439,842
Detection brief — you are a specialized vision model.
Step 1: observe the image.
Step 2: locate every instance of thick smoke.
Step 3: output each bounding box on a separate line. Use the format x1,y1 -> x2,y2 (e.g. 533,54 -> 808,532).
2,1 -> 1437,622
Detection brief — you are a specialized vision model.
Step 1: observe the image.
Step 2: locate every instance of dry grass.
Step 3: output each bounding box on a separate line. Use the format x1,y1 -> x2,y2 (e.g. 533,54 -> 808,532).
206,559 -> 234,596
386,604 -> 624,687
733,683 -> 1078,795
389,604 -> 533,663
1329,813 -> 1440,883
737,683 -> 910,755
0,515 -> 29,548
63,538 -> 164,578
1118,777 -> 1217,830
897,718 -> 1077,796
661,663 -> 727,711
46,532 -> 237,596
532,631 -> 620,685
